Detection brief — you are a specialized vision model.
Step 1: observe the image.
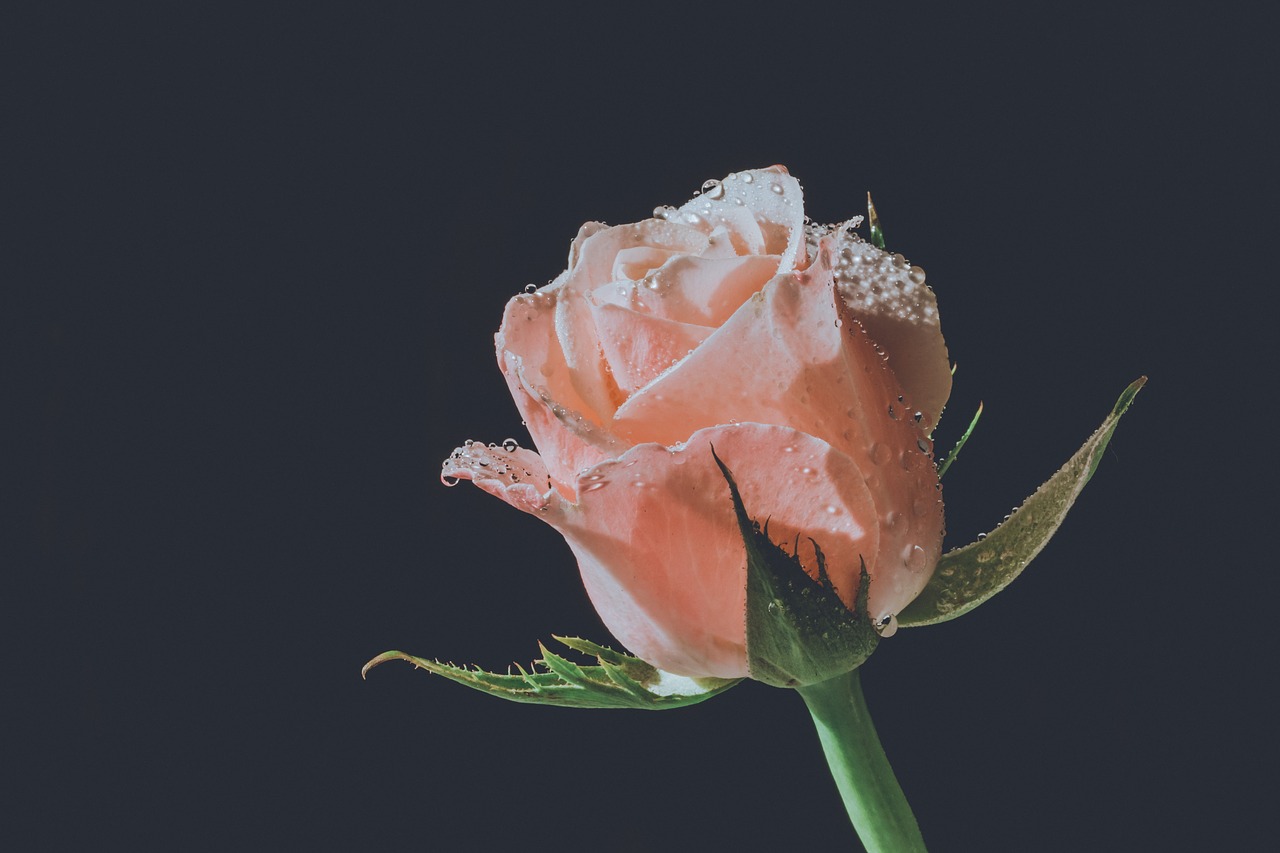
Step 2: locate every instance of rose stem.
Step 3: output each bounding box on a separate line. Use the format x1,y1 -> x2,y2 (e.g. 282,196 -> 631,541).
796,669 -> 928,852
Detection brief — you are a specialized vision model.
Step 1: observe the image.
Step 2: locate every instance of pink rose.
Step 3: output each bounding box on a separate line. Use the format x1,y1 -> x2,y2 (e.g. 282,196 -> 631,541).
442,167 -> 952,679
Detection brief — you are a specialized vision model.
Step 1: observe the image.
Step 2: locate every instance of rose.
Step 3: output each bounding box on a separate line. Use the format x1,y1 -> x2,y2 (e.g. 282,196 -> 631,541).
442,167 -> 952,679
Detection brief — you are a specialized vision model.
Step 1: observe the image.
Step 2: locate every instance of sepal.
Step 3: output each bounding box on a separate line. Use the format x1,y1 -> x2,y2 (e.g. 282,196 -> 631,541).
713,448 -> 882,688
898,376 -> 1146,627
362,636 -> 740,710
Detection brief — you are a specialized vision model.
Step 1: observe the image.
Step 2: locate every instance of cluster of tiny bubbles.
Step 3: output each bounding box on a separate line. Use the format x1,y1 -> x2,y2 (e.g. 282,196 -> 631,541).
876,614 -> 900,637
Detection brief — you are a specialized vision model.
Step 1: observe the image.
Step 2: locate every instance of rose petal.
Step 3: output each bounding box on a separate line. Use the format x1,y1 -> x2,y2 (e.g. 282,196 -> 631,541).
588,302 -> 713,394
441,441 -> 559,515
611,262 -> 944,608
824,231 -> 952,431
553,220 -> 710,422
497,291 -> 626,495
676,167 -> 807,273
552,424 -> 885,678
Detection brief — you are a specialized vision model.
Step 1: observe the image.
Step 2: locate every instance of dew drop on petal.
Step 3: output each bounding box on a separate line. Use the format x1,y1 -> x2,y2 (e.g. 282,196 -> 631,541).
441,475 -> 460,487
502,438 -> 519,452
770,182 -> 784,195
870,443 -> 892,465
877,614 -> 899,638
523,283 -> 537,294
701,179 -> 725,200
741,172 -> 754,183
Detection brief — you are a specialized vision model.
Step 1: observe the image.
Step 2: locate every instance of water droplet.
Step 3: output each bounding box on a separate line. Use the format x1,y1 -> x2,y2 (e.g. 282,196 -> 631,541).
523,283 -> 538,294
913,411 -> 923,423
701,179 -> 725,200
888,405 -> 898,419
463,439 -> 475,447
633,480 -> 647,488
653,205 -> 674,220
916,438 -> 931,453
441,475 -> 460,487
904,544 -> 927,571
800,466 -> 815,475
884,511 -> 900,529
783,445 -> 796,453
825,504 -> 839,514
976,532 -> 988,540
908,266 -> 926,284
741,172 -> 754,184
583,481 -> 607,492
870,443 -> 892,465
684,212 -> 702,225
502,438 -> 519,452
877,614 -> 899,638
770,182 -> 784,195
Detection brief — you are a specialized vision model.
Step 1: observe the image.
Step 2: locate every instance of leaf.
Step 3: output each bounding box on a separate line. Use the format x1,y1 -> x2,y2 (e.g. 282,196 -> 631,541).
362,637 -> 740,710
712,448 -> 881,688
898,377 -> 1146,627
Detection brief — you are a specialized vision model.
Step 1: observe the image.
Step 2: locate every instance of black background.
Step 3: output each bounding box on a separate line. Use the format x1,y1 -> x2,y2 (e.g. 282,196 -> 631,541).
13,5 -> 1270,851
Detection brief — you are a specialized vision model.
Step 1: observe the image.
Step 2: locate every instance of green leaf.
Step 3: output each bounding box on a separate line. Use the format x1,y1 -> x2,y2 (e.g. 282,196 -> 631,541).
899,377 -> 1147,627
362,637 -> 740,710
713,448 -> 881,688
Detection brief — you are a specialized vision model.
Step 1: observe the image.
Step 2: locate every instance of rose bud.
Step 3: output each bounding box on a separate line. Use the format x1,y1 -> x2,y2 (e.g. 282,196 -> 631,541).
442,167 -> 952,680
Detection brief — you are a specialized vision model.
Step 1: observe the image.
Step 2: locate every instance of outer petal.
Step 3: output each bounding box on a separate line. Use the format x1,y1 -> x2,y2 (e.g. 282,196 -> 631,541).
560,424 -> 886,678
826,231 -> 952,431
612,259 -> 944,609
441,440 -> 560,515
498,290 -> 626,496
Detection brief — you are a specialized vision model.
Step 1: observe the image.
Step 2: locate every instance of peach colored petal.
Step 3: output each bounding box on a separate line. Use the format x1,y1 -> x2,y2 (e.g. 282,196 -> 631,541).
611,261 -> 944,609
551,424 -> 884,678
643,254 -> 782,328
497,291 -> 625,495
675,167 -> 806,273
586,253 -> 779,331
587,302 -> 713,395
825,231 -> 952,432
441,441 -> 560,516
552,220 -> 709,422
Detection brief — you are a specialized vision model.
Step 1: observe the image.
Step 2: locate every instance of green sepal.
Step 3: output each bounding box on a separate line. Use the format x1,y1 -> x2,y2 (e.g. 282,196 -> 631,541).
937,401 -> 983,480
867,192 -> 886,250
899,377 -> 1146,627
362,636 -> 740,710
712,448 -> 881,688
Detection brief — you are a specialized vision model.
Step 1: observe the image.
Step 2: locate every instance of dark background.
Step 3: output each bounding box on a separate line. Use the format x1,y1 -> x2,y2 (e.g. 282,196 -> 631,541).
13,5 -> 1269,851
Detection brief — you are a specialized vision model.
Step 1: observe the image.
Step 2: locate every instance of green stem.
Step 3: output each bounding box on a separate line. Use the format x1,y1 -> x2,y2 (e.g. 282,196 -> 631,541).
797,669 -> 926,852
